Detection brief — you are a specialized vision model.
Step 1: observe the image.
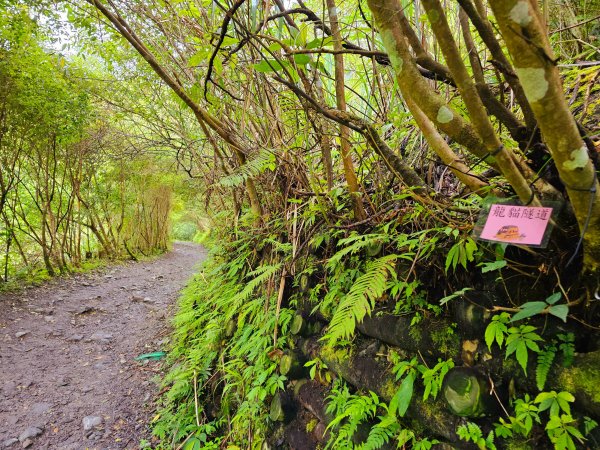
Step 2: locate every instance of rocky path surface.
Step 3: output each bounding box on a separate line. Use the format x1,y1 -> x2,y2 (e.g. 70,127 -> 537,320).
0,242 -> 206,449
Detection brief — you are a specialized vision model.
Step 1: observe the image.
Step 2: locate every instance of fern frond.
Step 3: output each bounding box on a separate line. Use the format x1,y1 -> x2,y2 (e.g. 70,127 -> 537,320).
324,255 -> 397,344
219,149 -> 275,187
262,237 -> 293,254
326,391 -> 380,449
327,233 -> 389,269
536,345 -> 556,391
357,415 -> 400,450
224,263 -> 283,320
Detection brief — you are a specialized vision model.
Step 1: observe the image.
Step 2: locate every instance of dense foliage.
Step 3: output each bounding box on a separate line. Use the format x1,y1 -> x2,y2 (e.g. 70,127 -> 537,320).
0,7 -> 202,286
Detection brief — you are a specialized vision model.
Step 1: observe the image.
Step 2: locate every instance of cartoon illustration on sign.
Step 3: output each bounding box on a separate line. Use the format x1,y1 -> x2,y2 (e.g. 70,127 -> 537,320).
494,225 -> 525,242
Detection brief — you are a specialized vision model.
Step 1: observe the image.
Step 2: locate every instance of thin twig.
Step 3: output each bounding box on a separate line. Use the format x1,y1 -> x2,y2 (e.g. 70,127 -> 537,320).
550,14 -> 600,35
287,48 -> 387,58
193,370 -> 201,427
488,376 -> 510,418
273,267 -> 288,348
204,0 -> 247,101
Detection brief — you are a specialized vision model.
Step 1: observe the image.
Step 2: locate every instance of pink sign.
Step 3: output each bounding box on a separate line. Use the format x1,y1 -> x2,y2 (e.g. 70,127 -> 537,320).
479,204 -> 553,246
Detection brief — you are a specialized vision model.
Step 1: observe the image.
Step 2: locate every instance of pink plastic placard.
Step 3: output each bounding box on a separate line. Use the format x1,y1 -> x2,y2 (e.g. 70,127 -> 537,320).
478,204 -> 553,246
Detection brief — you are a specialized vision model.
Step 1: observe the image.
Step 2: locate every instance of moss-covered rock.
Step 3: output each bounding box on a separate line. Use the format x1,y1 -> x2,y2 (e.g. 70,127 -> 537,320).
443,367 -> 492,417
554,350 -> 600,420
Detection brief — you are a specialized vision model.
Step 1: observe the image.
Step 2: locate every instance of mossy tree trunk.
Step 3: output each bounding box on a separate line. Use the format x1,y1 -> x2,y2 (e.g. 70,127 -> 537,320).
487,0 -> 600,276
365,0 -> 558,203
366,0 -> 599,276
420,0 -> 536,205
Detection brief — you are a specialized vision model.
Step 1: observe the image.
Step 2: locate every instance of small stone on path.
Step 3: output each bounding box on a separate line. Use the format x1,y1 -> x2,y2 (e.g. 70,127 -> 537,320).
82,416 -> 103,431
15,332 -> 29,338
18,427 -> 42,443
89,332 -> 113,343
67,334 -> 84,342
2,438 -> 18,447
21,439 -> 32,448
72,306 -> 95,315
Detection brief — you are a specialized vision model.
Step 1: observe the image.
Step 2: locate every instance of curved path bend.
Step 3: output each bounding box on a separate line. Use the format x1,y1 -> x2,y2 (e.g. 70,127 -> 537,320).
0,242 -> 206,449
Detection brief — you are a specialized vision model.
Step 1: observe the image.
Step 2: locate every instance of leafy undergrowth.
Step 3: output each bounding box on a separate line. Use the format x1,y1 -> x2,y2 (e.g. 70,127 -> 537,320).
0,259 -> 109,293
0,248 -> 170,294
152,197 -> 600,450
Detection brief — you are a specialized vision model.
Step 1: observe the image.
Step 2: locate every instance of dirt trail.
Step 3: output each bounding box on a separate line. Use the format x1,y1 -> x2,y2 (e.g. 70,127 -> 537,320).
0,242 -> 206,449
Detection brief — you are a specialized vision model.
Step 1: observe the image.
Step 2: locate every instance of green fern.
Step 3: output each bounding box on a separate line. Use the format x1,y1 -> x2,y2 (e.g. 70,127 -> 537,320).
558,333 -> 575,367
226,263 -> 283,321
324,255 -> 397,344
327,233 -> 390,270
457,422 -> 496,449
219,149 -> 275,187
325,387 -> 381,449
357,414 -> 400,450
536,345 -> 556,391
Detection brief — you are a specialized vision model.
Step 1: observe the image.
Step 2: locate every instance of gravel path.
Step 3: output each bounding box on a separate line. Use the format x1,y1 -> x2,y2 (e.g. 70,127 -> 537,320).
0,242 -> 206,449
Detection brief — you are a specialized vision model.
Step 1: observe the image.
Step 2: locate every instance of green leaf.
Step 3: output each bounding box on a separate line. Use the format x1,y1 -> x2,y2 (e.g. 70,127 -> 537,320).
293,54 -> 311,65
557,391 -> 575,412
253,59 -> 287,72
464,238 -> 477,262
535,391 -> 574,417
515,342 -> 529,374
389,373 -> 414,417
439,287 -> 473,306
485,314 -> 509,350
305,38 -> 322,49
535,391 -> 556,412
188,50 -> 210,67
511,301 -> 547,322
182,438 -> 202,450
565,425 -> 584,440
480,259 -> 507,273
545,292 -> 562,305
525,339 -> 540,352
584,417 -> 598,435
445,245 -> 458,273
548,304 -> 569,322
220,36 -> 238,47
321,36 -> 335,47
324,255 -> 397,344
219,149 -> 276,187
484,324 -> 496,350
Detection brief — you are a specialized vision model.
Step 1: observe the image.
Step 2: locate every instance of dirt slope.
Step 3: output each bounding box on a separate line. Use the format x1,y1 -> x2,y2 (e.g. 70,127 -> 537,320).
0,242 -> 206,449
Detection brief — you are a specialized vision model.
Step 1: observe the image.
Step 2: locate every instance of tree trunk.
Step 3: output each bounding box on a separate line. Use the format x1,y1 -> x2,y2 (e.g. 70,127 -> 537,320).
488,0 -> 600,275
326,0 -> 366,220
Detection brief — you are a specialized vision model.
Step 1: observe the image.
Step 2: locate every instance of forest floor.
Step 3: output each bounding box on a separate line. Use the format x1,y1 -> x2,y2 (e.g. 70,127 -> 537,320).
0,242 -> 206,450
